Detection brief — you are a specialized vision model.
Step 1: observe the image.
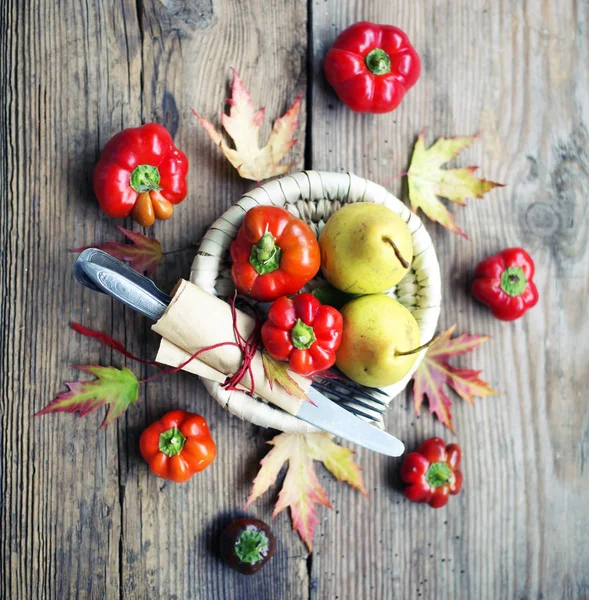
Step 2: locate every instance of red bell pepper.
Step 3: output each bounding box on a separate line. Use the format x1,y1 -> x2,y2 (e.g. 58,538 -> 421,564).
230,206 -> 321,302
261,293 -> 343,376
324,21 -> 421,113
472,248 -> 539,321
400,437 -> 463,509
93,123 -> 189,227
139,410 -> 216,483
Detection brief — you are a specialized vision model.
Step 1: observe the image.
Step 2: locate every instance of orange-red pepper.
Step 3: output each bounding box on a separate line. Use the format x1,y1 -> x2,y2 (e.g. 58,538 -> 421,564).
139,410 -> 216,483
230,206 -> 321,302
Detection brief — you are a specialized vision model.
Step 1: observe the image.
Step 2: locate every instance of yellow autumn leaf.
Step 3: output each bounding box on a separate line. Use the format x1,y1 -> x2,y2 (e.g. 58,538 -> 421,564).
407,131 -> 504,238
261,351 -> 310,403
193,69 -> 301,182
246,432 -> 367,552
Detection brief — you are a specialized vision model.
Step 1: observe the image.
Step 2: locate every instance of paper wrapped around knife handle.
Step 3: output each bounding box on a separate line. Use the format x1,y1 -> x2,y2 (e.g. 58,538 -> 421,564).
152,280 -> 308,416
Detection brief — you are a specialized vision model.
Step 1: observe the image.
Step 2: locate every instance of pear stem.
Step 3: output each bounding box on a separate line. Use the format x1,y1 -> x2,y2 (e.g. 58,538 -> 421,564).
395,335 -> 438,357
382,236 -> 410,269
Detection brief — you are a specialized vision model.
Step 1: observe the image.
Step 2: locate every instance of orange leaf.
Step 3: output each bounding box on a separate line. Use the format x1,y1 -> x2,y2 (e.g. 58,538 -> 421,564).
407,131 -> 504,238
411,325 -> 497,432
72,226 -> 163,276
193,69 -> 301,182
246,432 -> 367,552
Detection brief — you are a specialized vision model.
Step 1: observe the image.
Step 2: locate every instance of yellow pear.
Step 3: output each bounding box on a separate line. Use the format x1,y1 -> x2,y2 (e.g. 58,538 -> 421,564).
336,294 -> 421,388
319,203 -> 413,294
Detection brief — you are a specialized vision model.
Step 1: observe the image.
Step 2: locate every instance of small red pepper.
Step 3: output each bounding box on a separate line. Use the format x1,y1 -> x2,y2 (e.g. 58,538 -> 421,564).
230,206 -> 321,302
139,410 -> 216,483
400,437 -> 463,509
261,293 -> 343,376
472,248 -> 539,321
324,21 -> 421,113
93,123 -> 189,227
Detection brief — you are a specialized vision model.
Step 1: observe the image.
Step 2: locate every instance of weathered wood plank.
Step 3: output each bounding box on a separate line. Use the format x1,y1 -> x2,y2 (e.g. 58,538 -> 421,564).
310,1 -> 589,599
1,0 -> 309,598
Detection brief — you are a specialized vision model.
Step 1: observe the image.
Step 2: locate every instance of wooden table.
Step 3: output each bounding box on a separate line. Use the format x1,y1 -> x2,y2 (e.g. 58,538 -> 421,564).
2,1 -> 588,598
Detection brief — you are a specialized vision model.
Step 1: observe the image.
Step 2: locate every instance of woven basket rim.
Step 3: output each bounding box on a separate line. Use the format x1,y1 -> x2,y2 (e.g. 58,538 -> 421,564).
190,170 -> 441,433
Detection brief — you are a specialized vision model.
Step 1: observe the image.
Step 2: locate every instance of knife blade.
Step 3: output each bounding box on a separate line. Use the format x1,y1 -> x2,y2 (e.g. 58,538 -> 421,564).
73,249 -> 405,457
298,387 -> 404,456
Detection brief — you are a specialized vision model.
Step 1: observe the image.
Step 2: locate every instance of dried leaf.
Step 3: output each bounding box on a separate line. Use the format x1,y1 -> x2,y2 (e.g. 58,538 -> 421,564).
35,365 -> 139,428
194,69 -> 301,182
411,325 -> 497,432
72,226 -> 163,275
407,131 -> 504,238
262,351 -> 311,403
246,432 -> 367,552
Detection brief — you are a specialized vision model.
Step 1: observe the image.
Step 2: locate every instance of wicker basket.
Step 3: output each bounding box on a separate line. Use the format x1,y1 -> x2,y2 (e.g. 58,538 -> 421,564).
191,171 -> 441,433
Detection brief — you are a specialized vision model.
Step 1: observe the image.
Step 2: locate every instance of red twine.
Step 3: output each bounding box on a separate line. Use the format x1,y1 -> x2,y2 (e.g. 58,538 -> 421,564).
72,292 -> 261,393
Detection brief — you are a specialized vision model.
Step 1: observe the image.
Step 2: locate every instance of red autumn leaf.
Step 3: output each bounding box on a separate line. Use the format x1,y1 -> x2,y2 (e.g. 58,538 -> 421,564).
194,69 -> 301,182
72,226 -> 163,275
70,322 -> 162,368
411,325 -> 497,432
246,432 -> 367,552
36,365 -> 139,428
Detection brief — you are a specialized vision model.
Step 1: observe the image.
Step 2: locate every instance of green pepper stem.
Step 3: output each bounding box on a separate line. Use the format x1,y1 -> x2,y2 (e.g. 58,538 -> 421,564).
500,266 -> 527,297
291,318 -> 317,350
365,48 -> 391,75
249,232 -> 282,275
426,461 -> 453,488
130,164 -> 162,193
234,527 -> 270,564
158,426 -> 186,457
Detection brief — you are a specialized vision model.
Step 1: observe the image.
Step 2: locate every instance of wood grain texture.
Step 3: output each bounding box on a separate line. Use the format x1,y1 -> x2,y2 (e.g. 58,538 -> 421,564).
1,0 -> 588,598
310,1 -> 589,599
1,0 -> 308,598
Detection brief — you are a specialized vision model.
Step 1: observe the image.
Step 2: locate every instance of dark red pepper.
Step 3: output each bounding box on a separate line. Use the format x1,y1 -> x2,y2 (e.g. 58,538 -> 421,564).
400,437 -> 463,509
324,21 -> 421,113
220,518 -> 276,575
261,293 -> 343,376
472,248 -> 539,321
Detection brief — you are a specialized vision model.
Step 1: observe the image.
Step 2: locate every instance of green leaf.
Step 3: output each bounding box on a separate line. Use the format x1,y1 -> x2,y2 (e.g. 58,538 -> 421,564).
311,284 -> 359,310
35,365 -> 139,428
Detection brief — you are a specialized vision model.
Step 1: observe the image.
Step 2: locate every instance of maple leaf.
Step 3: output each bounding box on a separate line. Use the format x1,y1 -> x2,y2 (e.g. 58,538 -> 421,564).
246,432 -> 367,552
262,351 -> 311,403
72,226 -> 163,276
194,69 -> 301,182
35,366 -> 139,428
407,131 -> 504,238
411,325 -> 497,432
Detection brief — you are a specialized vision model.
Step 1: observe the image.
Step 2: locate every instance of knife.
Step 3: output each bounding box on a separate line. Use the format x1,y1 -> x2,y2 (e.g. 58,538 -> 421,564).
73,248 -> 405,457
